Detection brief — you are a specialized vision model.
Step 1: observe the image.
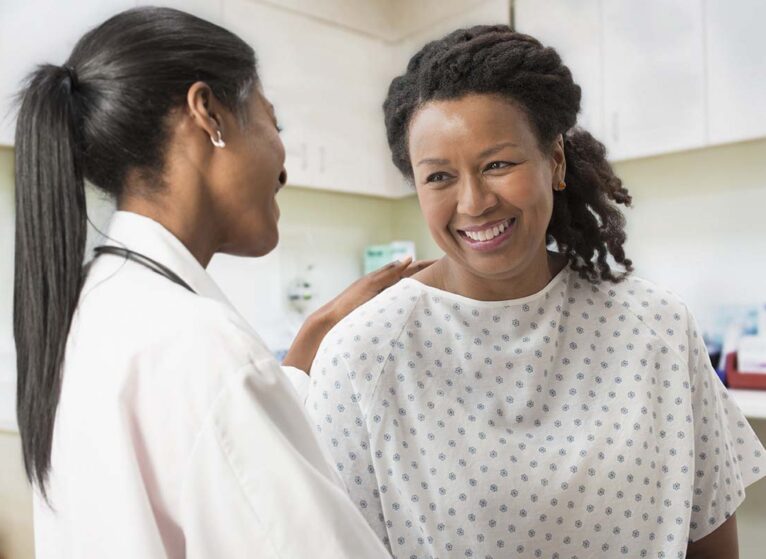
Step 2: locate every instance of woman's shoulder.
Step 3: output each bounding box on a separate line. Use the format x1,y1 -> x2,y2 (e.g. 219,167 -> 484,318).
580,271 -> 699,359
314,279 -> 426,367
336,278 -> 426,333
581,270 -> 693,320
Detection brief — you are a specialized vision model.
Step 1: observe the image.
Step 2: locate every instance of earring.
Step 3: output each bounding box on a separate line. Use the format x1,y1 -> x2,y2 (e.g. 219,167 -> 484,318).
555,180 -> 567,191
210,130 -> 226,148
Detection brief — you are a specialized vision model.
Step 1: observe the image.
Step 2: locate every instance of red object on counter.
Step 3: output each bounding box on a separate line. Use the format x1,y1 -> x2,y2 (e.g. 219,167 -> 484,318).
725,352 -> 766,390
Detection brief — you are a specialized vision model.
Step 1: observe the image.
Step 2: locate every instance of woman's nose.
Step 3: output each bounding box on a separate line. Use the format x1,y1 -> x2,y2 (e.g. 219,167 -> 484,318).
457,175 -> 498,217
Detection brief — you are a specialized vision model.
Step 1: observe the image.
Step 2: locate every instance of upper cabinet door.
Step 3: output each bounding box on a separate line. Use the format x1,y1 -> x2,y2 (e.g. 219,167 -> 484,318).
0,0 -> 137,146
602,0 -> 706,161
705,0 -> 766,145
222,0 -> 319,190
222,0 -> 397,198
514,0 -> 604,143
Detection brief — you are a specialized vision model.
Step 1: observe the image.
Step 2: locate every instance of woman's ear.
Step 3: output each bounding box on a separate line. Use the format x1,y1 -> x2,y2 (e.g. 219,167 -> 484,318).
551,134 -> 566,184
186,81 -> 225,146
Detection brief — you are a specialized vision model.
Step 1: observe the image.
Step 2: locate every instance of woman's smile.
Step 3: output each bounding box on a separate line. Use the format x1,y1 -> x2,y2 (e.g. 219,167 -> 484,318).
455,216 -> 516,252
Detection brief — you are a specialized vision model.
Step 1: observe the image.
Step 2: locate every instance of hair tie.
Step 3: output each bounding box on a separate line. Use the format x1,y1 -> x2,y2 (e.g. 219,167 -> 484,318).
63,65 -> 79,91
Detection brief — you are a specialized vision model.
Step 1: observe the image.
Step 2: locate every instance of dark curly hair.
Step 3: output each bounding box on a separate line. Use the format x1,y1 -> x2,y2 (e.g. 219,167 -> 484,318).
383,25 -> 633,284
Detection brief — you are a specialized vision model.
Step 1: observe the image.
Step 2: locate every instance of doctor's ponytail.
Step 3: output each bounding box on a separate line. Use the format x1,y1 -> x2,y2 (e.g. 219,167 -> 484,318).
13,7 -> 258,494
14,64 -> 87,495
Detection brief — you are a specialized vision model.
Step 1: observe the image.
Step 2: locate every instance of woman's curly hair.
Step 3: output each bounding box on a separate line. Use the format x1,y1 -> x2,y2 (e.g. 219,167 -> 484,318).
383,25 -> 633,283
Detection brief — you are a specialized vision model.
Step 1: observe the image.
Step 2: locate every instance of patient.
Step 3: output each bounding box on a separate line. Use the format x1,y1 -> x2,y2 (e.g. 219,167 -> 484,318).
306,25 -> 766,559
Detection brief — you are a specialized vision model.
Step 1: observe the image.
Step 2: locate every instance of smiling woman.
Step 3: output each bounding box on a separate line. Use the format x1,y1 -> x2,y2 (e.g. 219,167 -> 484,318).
305,24 -> 766,559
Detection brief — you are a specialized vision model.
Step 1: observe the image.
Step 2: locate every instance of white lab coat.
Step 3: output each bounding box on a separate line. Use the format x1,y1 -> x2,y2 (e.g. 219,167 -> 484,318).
32,211 -> 389,559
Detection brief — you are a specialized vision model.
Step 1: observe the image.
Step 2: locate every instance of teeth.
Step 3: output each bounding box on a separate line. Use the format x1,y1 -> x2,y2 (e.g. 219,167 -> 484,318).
463,219 -> 513,242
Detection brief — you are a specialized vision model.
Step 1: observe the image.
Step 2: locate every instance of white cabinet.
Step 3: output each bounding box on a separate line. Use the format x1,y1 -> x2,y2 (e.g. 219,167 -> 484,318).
601,0 -> 706,160
514,0 -> 716,162
704,0 -> 766,145
515,0 -> 766,161
222,0 -> 406,198
514,0 -> 604,142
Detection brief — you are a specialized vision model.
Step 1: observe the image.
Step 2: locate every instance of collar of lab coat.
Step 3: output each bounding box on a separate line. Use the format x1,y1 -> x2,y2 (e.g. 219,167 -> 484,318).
102,210 -> 234,308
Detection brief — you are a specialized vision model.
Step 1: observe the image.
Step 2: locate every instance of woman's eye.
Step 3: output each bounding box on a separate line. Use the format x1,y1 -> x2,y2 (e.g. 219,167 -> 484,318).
276,123 -> 284,133
485,161 -> 512,171
425,172 -> 451,183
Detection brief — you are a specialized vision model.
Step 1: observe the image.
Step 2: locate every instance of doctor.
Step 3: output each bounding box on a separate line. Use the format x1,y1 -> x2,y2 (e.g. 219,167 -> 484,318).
13,6 -> 417,558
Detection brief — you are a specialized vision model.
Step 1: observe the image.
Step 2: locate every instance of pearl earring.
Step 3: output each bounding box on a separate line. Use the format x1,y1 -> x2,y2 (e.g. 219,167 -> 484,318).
555,180 -> 567,191
210,130 -> 225,148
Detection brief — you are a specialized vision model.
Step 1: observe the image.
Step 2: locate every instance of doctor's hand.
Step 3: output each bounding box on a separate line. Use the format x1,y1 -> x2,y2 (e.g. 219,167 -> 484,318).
282,257 -> 435,374
320,257 -> 435,326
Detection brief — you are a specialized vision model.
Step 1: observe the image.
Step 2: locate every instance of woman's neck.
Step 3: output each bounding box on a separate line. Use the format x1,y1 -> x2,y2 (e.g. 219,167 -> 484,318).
418,250 -> 567,302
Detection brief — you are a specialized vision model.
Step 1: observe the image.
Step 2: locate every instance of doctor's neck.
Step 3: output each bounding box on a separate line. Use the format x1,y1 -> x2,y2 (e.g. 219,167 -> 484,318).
118,163 -> 222,269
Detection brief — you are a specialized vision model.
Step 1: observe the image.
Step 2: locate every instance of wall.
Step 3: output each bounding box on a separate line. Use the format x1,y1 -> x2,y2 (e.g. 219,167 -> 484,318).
615,138 -> 766,328
0,149 -> 13,358
0,432 -> 33,559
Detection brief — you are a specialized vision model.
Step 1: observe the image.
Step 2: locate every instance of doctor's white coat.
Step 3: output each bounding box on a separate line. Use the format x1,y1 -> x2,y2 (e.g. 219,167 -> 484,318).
32,211 -> 389,559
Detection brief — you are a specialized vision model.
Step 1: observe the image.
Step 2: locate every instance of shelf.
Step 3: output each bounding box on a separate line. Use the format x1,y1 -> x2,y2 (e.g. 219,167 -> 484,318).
728,389 -> 766,421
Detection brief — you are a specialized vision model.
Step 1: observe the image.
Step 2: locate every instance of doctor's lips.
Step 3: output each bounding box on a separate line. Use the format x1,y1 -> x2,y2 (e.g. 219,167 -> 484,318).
456,217 -> 516,246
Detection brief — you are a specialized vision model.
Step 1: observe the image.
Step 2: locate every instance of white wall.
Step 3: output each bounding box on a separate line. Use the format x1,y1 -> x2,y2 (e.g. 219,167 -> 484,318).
615,138 -> 766,329
0,150 -> 13,358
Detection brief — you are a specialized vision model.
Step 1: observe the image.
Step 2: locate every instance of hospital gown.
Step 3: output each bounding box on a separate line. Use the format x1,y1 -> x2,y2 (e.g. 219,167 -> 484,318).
307,266 -> 766,559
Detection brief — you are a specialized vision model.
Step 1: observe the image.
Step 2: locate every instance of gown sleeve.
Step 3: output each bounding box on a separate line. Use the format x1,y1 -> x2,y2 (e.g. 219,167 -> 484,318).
306,342 -> 393,552
685,308 -> 766,542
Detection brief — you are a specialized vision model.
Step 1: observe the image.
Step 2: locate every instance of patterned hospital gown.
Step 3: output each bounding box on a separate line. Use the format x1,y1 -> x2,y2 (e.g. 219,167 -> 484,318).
307,266 -> 766,559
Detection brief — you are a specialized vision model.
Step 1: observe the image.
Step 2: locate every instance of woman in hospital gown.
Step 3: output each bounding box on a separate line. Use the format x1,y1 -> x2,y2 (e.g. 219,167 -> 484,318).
306,25 -> 766,559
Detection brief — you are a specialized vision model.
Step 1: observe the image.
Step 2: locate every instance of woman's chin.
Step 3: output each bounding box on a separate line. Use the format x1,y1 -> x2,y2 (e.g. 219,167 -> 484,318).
452,246 -> 525,279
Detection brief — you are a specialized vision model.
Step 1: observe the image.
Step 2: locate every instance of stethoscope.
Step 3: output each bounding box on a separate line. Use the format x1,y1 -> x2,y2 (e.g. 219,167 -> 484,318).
93,246 -> 196,294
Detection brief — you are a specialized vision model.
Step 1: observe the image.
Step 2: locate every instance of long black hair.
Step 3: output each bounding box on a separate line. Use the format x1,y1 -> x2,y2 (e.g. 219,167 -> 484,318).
14,6 -> 257,493
384,25 -> 633,283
